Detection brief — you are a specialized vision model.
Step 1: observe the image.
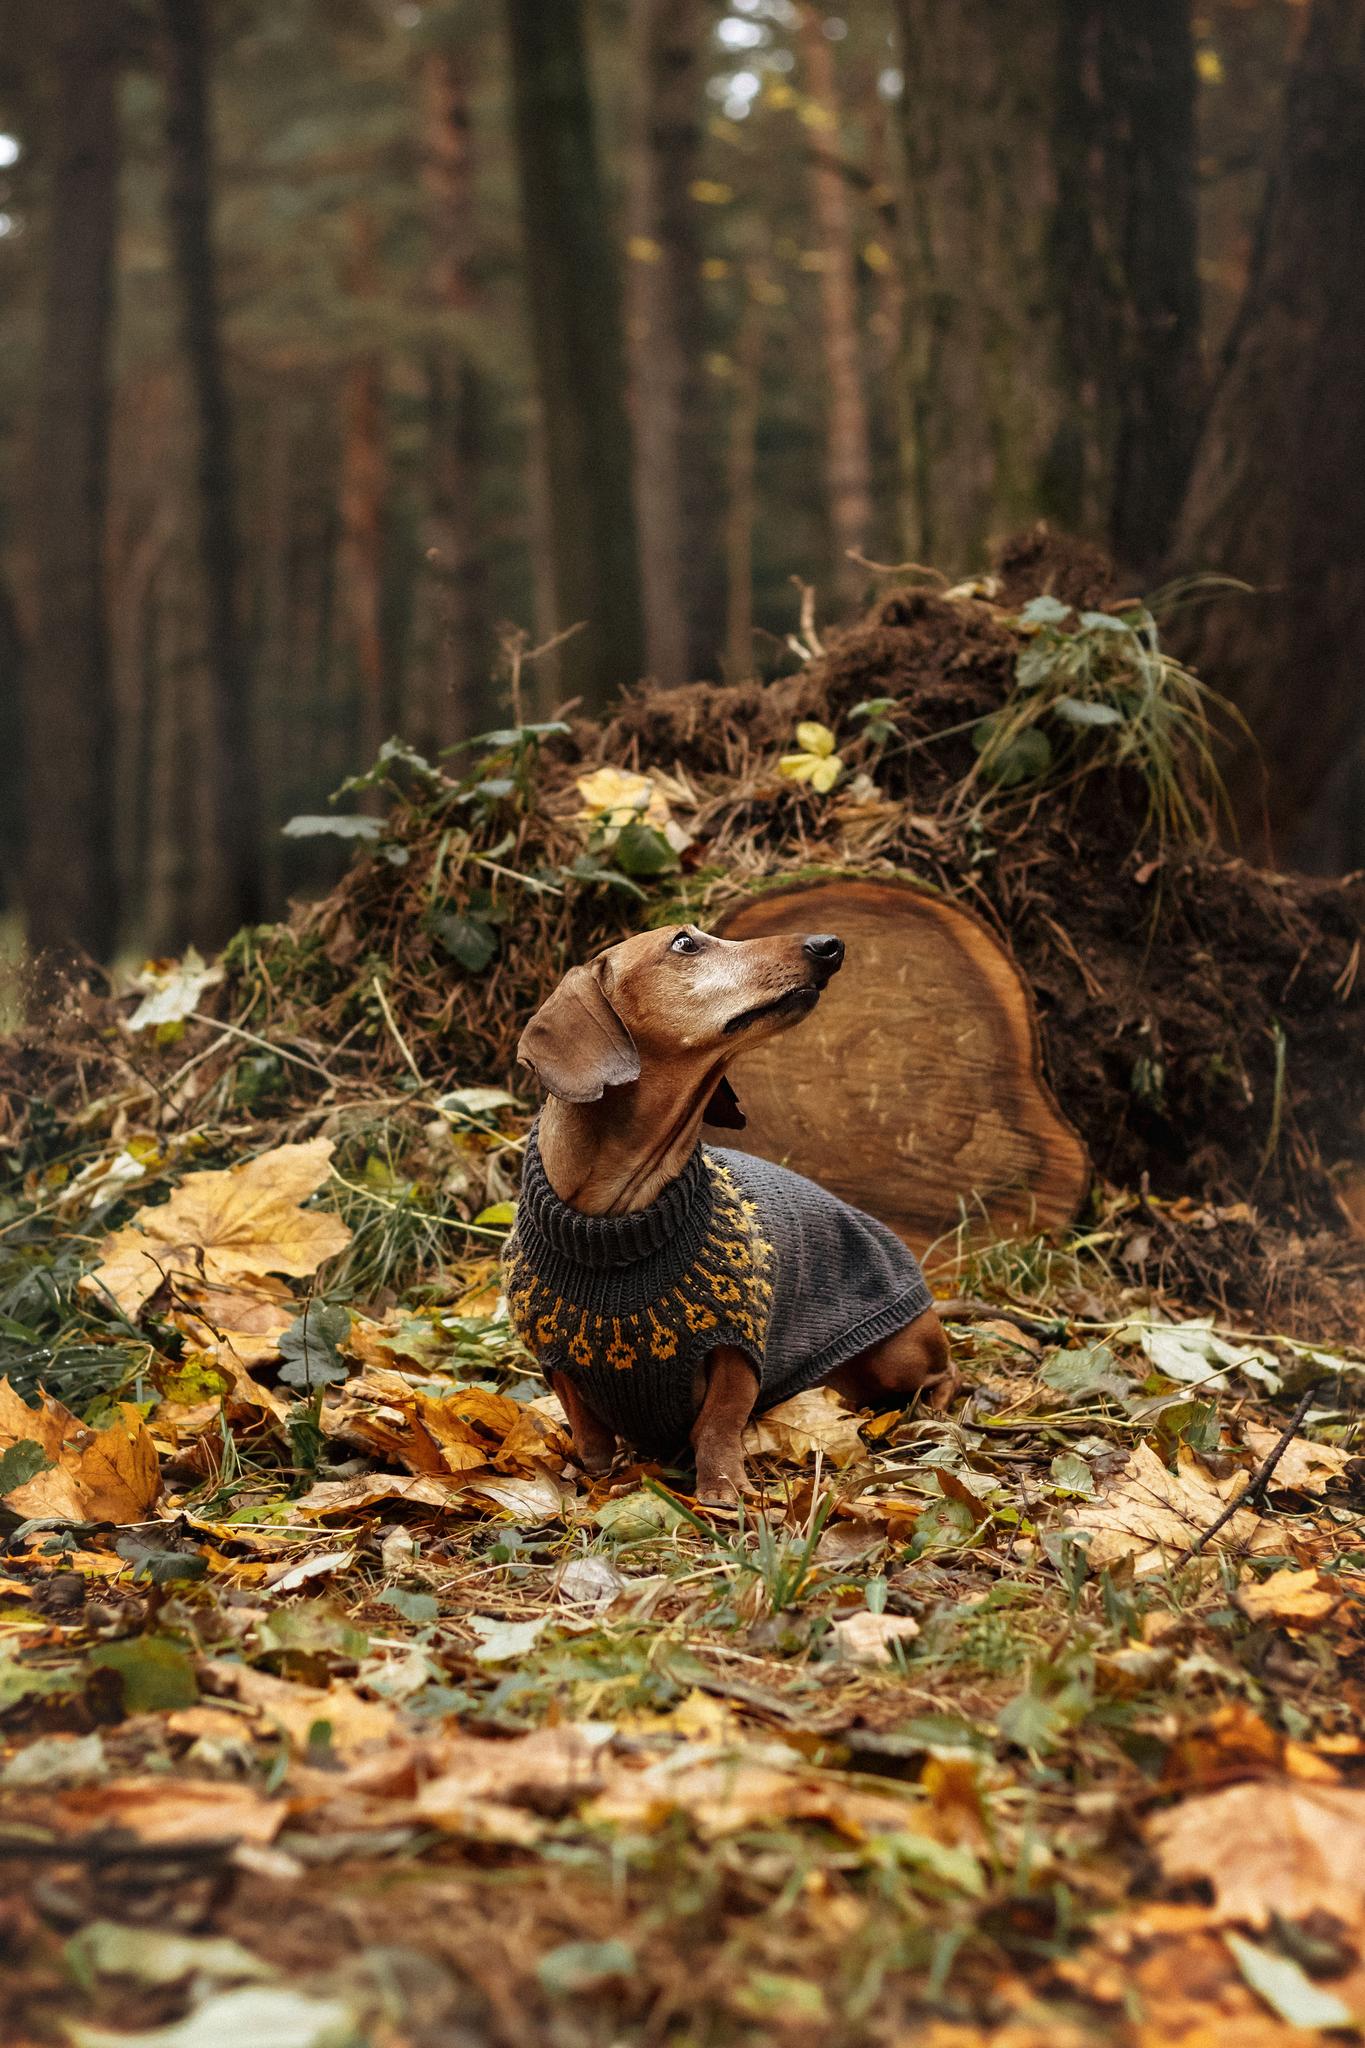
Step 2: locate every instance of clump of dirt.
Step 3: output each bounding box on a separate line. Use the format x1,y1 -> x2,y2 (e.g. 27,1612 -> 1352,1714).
990,523 -> 1127,613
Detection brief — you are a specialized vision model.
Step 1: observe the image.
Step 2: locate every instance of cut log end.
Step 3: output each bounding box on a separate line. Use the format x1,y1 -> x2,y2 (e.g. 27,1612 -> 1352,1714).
715,878 -> 1090,1255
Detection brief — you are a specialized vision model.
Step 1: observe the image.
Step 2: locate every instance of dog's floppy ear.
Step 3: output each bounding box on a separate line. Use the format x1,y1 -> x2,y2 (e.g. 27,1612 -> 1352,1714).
703,1075 -> 746,1130
517,962 -> 641,1103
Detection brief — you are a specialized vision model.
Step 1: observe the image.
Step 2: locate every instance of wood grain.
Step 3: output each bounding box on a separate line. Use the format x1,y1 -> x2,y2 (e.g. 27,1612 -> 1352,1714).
715,878 -> 1090,1253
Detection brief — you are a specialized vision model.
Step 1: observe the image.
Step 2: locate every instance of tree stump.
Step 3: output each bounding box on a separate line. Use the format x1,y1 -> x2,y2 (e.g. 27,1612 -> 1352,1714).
715,877 -> 1090,1254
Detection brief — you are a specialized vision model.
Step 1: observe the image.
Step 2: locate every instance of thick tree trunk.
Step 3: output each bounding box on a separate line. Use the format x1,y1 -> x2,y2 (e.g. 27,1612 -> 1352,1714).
415,45 -> 488,751
890,0 -> 1068,573
505,0 -> 644,713
1053,0 -> 1202,572
723,284 -> 765,680
22,0 -> 121,966
160,0 -> 259,937
625,0 -> 724,684
1169,0 -> 1365,855
799,5 -> 875,604
891,0 -> 1200,576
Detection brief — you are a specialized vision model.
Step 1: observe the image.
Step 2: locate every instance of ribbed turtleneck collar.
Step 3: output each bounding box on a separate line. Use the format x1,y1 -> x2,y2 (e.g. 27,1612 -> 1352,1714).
516,1125 -> 711,1269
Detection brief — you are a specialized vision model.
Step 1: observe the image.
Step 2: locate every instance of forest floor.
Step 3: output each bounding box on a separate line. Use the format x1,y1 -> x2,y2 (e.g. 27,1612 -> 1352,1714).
2,552 -> 1364,2044
0,1117 -> 1362,2048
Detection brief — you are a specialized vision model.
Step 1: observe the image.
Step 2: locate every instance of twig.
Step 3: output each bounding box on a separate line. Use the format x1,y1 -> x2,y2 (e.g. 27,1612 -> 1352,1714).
1185,1377 -> 1325,1558
371,974 -> 426,1090
935,1297 -> 1067,1342
190,1015 -> 337,1088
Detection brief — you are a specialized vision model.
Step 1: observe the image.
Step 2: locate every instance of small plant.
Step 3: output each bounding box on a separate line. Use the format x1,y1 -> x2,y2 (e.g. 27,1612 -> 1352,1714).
966,593 -> 1248,844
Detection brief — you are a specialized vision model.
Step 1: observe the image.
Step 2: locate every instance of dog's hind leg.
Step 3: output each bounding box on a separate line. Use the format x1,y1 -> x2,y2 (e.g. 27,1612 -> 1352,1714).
825,1308 -> 958,1414
690,1346 -> 760,1505
550,1371 -> 619,1476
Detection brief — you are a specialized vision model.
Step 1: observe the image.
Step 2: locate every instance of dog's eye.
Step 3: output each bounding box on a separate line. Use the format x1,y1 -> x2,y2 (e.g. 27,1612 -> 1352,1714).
670,931 -> 701,955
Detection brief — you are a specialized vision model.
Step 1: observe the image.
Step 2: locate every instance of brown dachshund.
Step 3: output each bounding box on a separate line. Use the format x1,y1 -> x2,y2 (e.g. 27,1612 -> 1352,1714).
508,923 -> 955,1502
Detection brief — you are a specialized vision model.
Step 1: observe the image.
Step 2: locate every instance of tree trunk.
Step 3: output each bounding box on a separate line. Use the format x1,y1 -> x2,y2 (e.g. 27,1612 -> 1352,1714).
1168,0 -> 1365,855
799,5 -> 875,604
22,0 -> 121,966
723,282 -> 766,680
1053,0 -> 1202,573
415,44 -> 488,751
504,0 -> 644,713
338,208 -> 388,775
891,0 -> 1200,576
625,0 -> 724,684
890,0 -> 1069,573
717,879 -> 1091,1253
159,0 -> 259,937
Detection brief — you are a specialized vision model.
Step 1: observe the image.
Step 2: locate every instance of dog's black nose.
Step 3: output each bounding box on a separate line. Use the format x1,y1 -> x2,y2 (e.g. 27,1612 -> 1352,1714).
803,933 -> 845,984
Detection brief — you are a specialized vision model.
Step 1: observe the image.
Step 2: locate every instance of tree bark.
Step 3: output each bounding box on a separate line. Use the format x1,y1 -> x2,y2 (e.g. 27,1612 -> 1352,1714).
22,0 -> 121,967
1053,0 -> 1202,572
338,208 -> 388,774
159,0 -> 259,937
504,0 -> 644,713
891,0 -> 1201,576
415,44 -> 488,751
890,0 -> 1068,573
799,5 -> 875,604
625,0 -> 724,683
1168,0 -> 1365,855
723,282 -> 766,680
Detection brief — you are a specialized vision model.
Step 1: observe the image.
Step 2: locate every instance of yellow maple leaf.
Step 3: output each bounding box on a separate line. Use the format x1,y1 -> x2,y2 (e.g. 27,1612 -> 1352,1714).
0,1379 -> 160,1523
81,1137 -> 351,1318
778,721 -> 843,793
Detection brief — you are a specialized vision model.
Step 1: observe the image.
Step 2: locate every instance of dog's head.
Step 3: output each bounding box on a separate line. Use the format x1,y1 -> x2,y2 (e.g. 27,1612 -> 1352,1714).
516,925 -> 844,1125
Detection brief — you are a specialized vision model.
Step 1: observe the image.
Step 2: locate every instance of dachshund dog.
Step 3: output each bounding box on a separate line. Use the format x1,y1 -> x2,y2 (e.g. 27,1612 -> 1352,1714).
505,924 -> 955,1502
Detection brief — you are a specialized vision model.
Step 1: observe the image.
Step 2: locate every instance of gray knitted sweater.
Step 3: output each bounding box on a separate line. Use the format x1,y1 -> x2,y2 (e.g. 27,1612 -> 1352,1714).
503,1130 -> 933,1455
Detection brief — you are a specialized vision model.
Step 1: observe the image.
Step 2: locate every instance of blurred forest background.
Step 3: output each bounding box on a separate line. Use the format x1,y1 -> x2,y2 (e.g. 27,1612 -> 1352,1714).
1,0 -> 1362,966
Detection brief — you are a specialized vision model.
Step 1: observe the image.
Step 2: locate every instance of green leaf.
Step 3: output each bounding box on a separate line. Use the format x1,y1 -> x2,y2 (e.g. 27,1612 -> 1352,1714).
0,1439 -> 52,1498
1049,1452 -> 1096,1497
593,1489 -> 687,1543
884,1833 -> 984,1896
473,1200 -> 516,1229
277,1303 -> 352,1392
1224,1933 -> 1355,2030
281,814 -> 383,841
1078,610 -> 1131,632
1052,694 -> 1124,727
612,821 -> 680,878
431,913 -> 498,973
971,719 -> 1053,787
1019,595 -> 1072,625
0,1653 -> 84,1715
114,1534 -> 209,1585
536,1940 -> 637,1998
1040,1344 -> 1131,1398
90,1635 -> 199,1714
258,1598 -> 368,1663
997,1687 -> 1065,1753
66,1921 -> 275,1991
908,1496 -> 979,1555
379,1586 -> 439,1626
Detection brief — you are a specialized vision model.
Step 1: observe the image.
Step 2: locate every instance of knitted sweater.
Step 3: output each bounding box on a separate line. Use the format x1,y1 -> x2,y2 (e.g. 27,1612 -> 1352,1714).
503,1129 -> 934,1455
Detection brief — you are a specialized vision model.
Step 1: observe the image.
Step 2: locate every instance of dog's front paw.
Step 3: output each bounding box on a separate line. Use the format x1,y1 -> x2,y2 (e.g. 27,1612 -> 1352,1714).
695,1457 -> 750,1507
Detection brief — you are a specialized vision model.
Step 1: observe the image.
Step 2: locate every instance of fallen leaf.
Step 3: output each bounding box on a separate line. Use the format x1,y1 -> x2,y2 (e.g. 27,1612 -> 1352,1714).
82,1138 -> 351,1319
1,1731 -> 108,1787
124,947 -> 225,1033
1064,1440 -> 1280,1575
468,1614 -> 548,1663
66,1920 -> 274,1989
1224,1930 -> 1357,2030
65,1985 -> 354,2048
1148,1780 -> 1365,1926
1241,1425 -> 1350,1496
746,1388 -> 865,1466
54,1777 -> 286,1847
169,1277 -> 298,1368
0,1380 -> 160,1523
262,1548 -> 357,1594
1129,1316 -> 1281,1392
557,1556 -> 626,1610
1236,1567 -> 1341,1628
831,1611 -> 921,1665
203,1662 -> 397,1756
